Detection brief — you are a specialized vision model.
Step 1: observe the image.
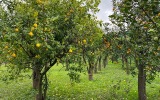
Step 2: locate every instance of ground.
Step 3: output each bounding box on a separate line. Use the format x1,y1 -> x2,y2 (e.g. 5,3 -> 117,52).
0,62 -> 160,100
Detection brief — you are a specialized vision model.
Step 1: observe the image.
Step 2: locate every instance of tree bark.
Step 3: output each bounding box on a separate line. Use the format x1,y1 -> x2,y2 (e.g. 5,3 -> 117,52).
94,63 -> 98,74
138,64 -> 146,100
88,73 -> 93,81
65,58 -> 69,71
124,57 -> 130,74
121,55 -> 125,69
43,74 -> 48,99
32,59 -> 57,100
94,58 -> 98,73
32,67 -> 44,100
103,55 -> 108,68
36,75 -> 44,100
98,56 -> 102,71
33,67 -> 41,89
88,61 -> 94,81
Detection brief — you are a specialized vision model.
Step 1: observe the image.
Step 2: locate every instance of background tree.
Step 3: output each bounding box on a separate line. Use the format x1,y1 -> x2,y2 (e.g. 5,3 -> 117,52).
109,0 -> 160,100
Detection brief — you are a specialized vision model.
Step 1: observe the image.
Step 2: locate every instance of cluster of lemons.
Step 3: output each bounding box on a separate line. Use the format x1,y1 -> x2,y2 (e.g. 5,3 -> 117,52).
28,23 -> 38,37
13,23 -> 40,58
69,39 -> 87,53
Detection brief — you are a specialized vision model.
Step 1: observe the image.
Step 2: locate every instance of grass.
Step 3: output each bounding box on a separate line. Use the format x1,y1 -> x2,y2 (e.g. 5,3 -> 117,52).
0,62 -> 160,100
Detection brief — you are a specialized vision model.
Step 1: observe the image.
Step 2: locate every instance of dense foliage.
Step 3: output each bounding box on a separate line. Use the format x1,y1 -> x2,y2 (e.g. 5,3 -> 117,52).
0,0 -> 103,99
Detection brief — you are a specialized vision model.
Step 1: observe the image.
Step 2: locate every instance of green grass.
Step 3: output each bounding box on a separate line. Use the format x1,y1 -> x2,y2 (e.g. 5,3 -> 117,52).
0,62 -> 160,100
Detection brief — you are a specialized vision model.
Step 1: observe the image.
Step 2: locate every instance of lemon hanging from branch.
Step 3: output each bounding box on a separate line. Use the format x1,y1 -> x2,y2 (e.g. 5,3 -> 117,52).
11,53 -> 16,58
28,32 -> 34,37
33,23 -> 38,28
69,48 -> 73,53
15,28 -> 19,32
36,43 -> 41,48
83,39 -> 87,44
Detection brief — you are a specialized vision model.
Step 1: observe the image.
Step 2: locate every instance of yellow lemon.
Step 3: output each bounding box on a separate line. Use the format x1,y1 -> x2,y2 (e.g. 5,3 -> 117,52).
5,46 -> 9,49
69,48 -> 73,53
83,39 -> 86,44
35,55 -> 41,58
15,28 -> 19,32
11,53 -> 16,57
33,23 -> 38,28
28,32 -> 34,37
36,43 -> 41,48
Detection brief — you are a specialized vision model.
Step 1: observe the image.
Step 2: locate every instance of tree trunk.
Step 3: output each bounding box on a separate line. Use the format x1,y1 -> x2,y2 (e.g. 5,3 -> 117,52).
33,68 -> 44,100
36,75 -> 44,100
103,55 -> 108,68
124,57 -> 130,74
121,55 -> 125,69
33,68 -> 41,89
65,58 -> 69,71
98,56 -> 102,71
94,58 -> 98,73
88,62 -> 93,81
88,73 -> 93,81
43,74 -> 48,99
94,63 -> 98,74
138,64 -> 146,100
130,57 -> 132,67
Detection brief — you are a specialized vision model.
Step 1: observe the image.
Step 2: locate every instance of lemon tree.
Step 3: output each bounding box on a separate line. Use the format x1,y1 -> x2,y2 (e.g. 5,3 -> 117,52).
109,0 -> 160,99
0,0 -> 101,99
61,13 -> 104,81
78,24 -> 103,81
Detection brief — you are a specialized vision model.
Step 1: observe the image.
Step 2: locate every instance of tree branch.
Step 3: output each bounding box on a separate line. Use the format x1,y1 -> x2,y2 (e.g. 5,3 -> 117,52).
41,59 -> 57,76
19,44 -> 31,57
